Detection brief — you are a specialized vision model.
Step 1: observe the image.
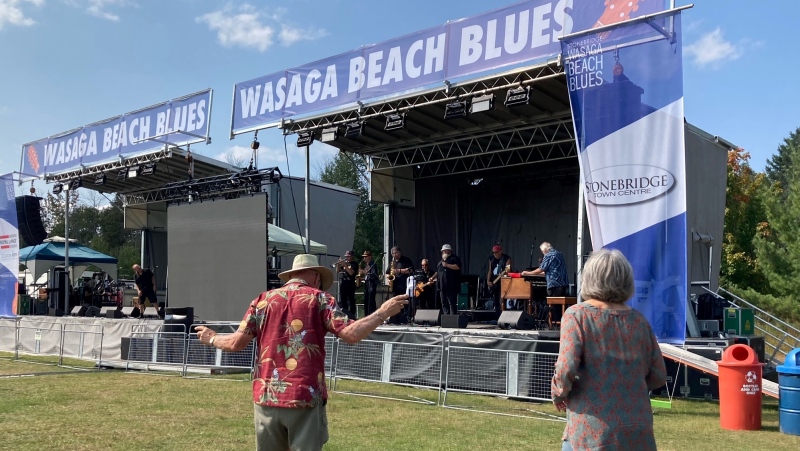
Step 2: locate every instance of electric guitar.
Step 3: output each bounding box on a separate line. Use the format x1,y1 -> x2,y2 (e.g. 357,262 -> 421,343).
414,274 -> 437,298
489,264 -> 511,288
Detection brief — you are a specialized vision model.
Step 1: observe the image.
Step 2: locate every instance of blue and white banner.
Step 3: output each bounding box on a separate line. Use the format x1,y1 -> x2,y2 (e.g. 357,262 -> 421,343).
562,12 -> 687,343
0,175 -> 20,317
21,89 -> 212,178
232,0 -> 668,134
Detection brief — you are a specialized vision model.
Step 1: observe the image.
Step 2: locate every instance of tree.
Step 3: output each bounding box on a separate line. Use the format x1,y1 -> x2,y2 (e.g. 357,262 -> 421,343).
765,126 -> 800,191
753,136 -> 800,299
720,148 -> 768,291
316,151 -> 384,256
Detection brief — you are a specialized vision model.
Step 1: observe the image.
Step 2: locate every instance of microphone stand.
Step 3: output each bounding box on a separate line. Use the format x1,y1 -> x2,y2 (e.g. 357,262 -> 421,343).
529,245 -> 535,269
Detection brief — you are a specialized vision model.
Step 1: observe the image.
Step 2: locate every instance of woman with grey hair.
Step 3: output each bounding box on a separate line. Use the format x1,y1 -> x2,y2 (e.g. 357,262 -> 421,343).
552,249 -> 666,451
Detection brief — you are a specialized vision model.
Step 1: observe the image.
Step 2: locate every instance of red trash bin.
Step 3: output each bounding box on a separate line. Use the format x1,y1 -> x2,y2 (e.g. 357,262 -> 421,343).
718,344 -> 764,430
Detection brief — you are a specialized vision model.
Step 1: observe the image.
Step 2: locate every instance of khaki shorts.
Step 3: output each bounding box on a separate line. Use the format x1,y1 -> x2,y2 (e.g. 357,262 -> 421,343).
254,402 -> 328,451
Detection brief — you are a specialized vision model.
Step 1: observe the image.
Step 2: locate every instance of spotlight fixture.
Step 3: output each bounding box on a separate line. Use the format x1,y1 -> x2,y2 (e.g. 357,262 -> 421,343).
141,163 -> 157,176
128,166 -> 140,178
320,126 -> 338,143
296,131 -> 315,147
117,168 -> 128,180
444,100 -> 469,120
94,173 -> 107,186
68,178 -> 82,191
384,113 -> 405,131
470,94 -> 494,113
343,121 -> 364,138
505,86 -> 531,107
470,178 -> 483,186
52,183 -> 64,195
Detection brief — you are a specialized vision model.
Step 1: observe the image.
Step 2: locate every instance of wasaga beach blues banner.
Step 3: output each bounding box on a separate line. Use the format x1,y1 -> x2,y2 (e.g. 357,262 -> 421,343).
232,0 -> 668,134
21,89 -> 212,177
0,175 -> 20,317
562,12 -> 687,343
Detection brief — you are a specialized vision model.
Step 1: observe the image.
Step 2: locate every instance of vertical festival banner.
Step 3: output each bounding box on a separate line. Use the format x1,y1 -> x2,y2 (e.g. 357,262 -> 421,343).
562,11 -> 687,344
0,174 -> 20,317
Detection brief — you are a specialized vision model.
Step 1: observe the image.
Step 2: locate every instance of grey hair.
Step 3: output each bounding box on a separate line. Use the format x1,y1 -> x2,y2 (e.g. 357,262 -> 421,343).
540,242 -> 552,253
580,249 -> 635,303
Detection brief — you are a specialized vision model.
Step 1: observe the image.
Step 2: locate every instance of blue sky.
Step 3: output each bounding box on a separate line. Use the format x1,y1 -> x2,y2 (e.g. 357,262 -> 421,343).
1,0 -> 798,197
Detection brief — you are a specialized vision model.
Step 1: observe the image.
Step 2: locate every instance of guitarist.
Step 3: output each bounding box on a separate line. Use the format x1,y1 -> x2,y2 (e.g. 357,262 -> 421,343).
414,259 -> 437,311
486,244 -> 512,312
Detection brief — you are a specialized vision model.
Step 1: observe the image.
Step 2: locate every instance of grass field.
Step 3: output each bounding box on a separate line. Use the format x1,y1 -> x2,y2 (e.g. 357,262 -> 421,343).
1,356 -> 799,450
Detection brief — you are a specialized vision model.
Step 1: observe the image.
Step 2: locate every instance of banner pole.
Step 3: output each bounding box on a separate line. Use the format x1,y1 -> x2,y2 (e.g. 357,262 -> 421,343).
305,145 -> 311,254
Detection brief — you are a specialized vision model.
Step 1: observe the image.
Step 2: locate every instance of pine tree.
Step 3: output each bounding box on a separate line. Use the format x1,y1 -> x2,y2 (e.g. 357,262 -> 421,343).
765,126 -> 800,190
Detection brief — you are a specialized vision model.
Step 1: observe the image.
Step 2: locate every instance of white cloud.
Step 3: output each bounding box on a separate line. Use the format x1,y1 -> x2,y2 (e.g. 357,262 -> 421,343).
63,0 -> 132,22
197,3 -> 326,52
0,0 -> 44,30
684,28 -> 742,68
215,145 -> 288,168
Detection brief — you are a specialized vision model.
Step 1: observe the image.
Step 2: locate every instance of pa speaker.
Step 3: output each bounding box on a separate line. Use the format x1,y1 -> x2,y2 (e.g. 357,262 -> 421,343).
121,307 -> 136,317
414,309 -> 441,326
71,305 -> 88,317
441,313 -> 468,329
85,306 -> 101,317
15,196 -> 47,246
498,310 -> 534,330
48,308 -> 64,317
106,309 -> 123,319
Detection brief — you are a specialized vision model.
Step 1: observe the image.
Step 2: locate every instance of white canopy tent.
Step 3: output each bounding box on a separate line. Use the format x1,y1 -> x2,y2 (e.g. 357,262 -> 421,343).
269,223 -> 327,256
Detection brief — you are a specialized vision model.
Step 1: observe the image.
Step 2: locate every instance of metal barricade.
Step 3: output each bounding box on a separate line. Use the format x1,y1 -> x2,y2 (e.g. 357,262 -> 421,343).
184,322 -> 255,381
0,317 -> 19,357
441,335 -> 565,421
60,323 -> 104,369
14,320 -> 64,366
125,323 -> 186,375
331,330 -> 445,404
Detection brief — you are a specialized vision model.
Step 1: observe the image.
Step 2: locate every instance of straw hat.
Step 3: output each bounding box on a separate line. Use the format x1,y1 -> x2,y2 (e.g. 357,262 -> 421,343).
278,254 -> 333,290
441,244 -> 452,251
362,250 -> 372,257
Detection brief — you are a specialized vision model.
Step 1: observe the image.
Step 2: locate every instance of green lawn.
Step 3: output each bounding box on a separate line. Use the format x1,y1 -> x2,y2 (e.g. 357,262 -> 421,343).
0,358 -> 799,450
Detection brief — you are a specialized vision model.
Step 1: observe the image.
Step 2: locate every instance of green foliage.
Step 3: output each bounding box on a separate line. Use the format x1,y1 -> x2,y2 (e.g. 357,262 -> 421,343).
720,149 -> 768,290
765,126 -> 800,190
316,152 -> 384,256
724,285 -> 800,328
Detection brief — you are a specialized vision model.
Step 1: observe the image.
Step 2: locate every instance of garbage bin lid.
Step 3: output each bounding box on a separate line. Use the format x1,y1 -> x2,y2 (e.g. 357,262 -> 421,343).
719,343 -> 762,367
778,348 -> 800,375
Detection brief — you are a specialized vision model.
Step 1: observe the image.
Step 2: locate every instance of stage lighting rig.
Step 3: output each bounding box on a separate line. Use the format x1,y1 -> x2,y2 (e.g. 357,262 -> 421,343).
141,163 -> 157,176
52,183 -> 64,195
68,178 -> 82,191
470,94 -> 494,113
296,131 -> 315,147
384,113 -> 405,131
94,173 -> 107,186
505,86 -> 531,107
127,166 -> 140,178
444,100 -> 469,120
321,126 -> 338,142
117,168 -> 128,180
343,121 -> 364,138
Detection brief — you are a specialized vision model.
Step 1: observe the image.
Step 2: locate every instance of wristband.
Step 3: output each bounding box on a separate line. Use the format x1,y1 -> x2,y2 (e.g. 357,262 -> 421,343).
209,335 -> 216,346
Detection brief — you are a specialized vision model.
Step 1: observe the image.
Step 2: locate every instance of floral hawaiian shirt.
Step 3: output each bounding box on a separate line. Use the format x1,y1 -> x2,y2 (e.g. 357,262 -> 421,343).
238,278 -> 353,408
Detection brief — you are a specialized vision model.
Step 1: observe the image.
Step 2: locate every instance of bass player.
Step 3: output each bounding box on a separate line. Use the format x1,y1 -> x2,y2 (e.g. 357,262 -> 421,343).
486,244 -> 511,312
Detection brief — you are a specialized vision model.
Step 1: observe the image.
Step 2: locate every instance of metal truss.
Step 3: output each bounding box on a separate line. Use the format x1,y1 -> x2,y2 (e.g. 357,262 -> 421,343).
371,118 -> 576,178
123,167 -> 282,206
282,64 -> 565,134
44,149 -> 170,183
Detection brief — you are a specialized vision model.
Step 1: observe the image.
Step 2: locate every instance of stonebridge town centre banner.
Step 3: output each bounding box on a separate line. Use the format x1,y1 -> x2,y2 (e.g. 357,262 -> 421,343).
0,174 -> 20,317
231,0 -> 669,135
562,11 -> 687,344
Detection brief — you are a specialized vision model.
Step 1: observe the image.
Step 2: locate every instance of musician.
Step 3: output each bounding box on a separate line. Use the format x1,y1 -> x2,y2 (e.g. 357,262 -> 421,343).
414,259 -> 437,311
360,250 -> 379,316
133,264 -> 160,316
337,251 -> 359,319
437,244 -> 462,315
386,246 -> 414,323
486,244 -> 511,312
521,242 -> 569,297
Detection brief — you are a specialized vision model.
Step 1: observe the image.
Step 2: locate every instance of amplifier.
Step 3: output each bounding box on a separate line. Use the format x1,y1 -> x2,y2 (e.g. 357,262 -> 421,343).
698,319 -> 720,337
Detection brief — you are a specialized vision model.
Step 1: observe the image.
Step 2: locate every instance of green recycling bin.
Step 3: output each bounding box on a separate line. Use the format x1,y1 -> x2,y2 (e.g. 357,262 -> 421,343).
16,294 -> 31,315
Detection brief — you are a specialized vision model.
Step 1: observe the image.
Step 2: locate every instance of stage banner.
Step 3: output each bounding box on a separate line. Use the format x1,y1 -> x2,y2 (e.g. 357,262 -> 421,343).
562,11 -> 687,343
231,0 -> 668,134
0,174 -> 20,317
21,89 -> 212,178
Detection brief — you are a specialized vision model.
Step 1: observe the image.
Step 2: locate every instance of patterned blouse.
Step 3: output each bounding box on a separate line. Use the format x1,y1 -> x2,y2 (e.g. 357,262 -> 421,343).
238,278 -> 353,408
552,303 -> 667,450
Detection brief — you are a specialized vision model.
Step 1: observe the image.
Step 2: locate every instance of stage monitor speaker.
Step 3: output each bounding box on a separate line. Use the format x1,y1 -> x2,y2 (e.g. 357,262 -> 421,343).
143,307 -> 160,318
15,196 -> 47,246
498,310 -> 535,330
441,313 -> 468,329
99,306 -> 115,316
414,309 -> 441,326
106,309 -> 123,319
85,306 -> 101,317
121,307 -> 136,317
48,308 -> 64,317
70,305 -> 88,317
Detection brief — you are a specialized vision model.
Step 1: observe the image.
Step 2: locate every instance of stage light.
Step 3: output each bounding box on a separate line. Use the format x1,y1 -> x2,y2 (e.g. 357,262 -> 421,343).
52,183 -> 64,195
296,131 -> 315,147
505,86 -> 530,107
94,173 -> 106,186
141,163 -> 157,176
470,178 -> 483,186
470,94 -> 494,113
128,166 -> 140,178
117,168 -> 128,180
384,113 -> 405,131
444,100 -> 468,120
68,178 -> 82,191
321,126 -> 338,142
343,121 -> 364,138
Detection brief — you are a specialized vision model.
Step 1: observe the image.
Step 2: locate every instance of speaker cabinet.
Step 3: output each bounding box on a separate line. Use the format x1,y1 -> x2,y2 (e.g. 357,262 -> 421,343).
441,313 -> 468,329
414,309 -> 441,326
48,308 -> 64,317
121,307 -> 136,317
70,305 -> 88,317
15,196 -> 47,246
497,310 -> 534,330
85,306 -> 101,317
106,309 -> 123,319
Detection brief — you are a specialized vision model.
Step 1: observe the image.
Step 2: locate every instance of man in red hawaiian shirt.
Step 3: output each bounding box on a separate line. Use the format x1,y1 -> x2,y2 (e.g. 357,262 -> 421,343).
195,254 -> 407,450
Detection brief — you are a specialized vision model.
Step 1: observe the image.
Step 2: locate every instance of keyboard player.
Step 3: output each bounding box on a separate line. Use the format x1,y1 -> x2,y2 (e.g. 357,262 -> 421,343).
520,242 -> 569,297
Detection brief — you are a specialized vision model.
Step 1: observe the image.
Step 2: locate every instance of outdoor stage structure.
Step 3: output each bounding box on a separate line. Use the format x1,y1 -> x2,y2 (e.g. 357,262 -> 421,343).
230,1 -> 728,343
